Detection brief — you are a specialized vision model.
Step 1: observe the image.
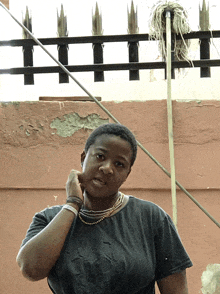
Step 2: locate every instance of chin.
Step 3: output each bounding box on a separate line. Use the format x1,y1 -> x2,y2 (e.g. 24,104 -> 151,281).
85,187 -> 118,199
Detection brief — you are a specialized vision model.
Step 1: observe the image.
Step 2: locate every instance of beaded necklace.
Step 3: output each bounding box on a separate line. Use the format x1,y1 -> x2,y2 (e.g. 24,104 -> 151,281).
79,192 -> 124,225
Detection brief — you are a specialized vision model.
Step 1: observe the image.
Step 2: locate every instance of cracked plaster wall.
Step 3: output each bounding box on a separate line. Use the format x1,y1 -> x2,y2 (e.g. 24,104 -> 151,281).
201,264 -> 220,294
50,113 -> 109,137
0,100 -> 220,189
1,100 -> 220,294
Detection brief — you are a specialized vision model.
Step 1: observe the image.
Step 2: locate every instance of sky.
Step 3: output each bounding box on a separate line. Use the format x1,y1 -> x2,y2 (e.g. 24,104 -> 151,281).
2,0 -> 220,39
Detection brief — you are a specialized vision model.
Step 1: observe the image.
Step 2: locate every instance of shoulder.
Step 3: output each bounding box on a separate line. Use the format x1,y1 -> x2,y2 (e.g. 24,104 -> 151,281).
36,205 -> 63,221
30,205 -> 63,225
127,196 -> 168,221
122,195 -> 171,232
125,196 -> 193,279
21,205 -> 63,247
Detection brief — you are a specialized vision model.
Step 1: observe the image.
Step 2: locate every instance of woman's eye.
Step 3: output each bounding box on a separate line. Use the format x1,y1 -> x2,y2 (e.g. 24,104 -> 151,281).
116,161 -> 124,167
97,154 -> 104,160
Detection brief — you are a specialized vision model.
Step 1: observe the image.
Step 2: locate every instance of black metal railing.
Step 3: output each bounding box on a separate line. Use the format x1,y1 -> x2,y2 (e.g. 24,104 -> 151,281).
0,30 -> 219,84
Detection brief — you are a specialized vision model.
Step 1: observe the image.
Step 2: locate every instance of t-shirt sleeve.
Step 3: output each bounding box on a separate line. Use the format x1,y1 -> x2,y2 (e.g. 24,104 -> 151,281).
154,212 -> 193,281
21,206 -> 62,247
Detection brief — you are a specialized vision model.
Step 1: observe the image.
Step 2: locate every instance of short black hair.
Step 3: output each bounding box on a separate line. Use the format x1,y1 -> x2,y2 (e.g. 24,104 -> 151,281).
85,123 -> 137,167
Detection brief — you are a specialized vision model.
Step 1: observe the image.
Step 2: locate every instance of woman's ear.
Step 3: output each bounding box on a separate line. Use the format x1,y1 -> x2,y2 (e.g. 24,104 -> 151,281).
81,151 -> 86,168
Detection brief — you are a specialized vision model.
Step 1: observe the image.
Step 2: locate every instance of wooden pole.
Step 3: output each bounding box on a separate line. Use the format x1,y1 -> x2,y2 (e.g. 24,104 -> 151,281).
166,9 -> 177,229
164,33 -> 175,80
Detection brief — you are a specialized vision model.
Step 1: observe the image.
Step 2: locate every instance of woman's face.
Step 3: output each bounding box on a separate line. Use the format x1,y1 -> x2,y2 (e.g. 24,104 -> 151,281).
81,134 -> 132,199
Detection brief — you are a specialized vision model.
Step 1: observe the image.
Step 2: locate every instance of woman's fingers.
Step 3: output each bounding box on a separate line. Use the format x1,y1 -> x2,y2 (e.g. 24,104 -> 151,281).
66,170 -> 84,199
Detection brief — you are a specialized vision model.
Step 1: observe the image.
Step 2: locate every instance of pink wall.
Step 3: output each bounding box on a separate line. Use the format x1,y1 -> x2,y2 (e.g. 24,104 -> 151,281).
1,0 -> 9,8
1,100 -> 220,293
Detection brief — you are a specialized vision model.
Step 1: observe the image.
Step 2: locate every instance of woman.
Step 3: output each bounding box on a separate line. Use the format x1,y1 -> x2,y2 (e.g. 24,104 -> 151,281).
17,123 -> 192,294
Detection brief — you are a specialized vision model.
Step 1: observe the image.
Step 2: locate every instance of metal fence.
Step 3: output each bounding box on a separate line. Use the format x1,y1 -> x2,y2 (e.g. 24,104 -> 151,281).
0,30 -> 219,85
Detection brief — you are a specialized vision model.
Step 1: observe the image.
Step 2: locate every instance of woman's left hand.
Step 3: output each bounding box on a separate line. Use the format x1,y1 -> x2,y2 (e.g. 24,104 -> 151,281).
66,170 -> 84,202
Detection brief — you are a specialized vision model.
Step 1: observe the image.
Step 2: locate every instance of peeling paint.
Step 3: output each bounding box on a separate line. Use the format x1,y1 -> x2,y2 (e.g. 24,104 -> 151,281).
0,101 -> 38,108
176,99 -> 203,103
113,100 -> 148,103
201,264 -> 220,294
0,101 -> 20,108
26,130 -> 31,136
0,102 -> 8,108
38,123 -> 44,130
50,113 -> 109,137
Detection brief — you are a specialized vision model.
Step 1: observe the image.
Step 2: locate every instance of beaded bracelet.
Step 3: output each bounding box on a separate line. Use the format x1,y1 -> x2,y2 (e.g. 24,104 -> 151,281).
66,196 -> 83,209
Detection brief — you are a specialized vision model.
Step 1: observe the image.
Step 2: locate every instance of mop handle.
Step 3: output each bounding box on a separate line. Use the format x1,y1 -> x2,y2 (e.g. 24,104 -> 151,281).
165,9 -> 178,229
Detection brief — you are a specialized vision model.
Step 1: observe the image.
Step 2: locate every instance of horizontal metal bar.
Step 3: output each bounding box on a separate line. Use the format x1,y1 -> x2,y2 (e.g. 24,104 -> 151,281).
0,30 -> 219,47
0,35 -> 149,47
0,59 -> 219,75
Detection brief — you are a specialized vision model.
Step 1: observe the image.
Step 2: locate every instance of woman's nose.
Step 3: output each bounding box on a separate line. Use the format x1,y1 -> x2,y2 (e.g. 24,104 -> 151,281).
99,161 -> 113,174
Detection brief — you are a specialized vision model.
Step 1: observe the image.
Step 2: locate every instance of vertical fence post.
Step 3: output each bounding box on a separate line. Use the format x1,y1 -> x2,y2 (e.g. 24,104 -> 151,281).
22,45 -> 34,85
199,0 -> 211,78
127,1 -> 139,80
128,41 -> 139,80
57,4 -> 69,83
92,2 -> 104,82
22,6 -> 34,85
58,44 -> 69,83
93,43 -> 104,82
200,38 -> 210,77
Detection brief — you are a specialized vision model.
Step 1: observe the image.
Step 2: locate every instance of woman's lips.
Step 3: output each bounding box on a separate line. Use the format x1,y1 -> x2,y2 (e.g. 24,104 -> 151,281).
92,178 -> 106,187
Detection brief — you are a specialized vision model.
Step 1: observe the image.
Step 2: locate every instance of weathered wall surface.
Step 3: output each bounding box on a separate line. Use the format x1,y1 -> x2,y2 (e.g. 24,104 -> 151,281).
0,100 -> 220,294
1,0 -> 9,8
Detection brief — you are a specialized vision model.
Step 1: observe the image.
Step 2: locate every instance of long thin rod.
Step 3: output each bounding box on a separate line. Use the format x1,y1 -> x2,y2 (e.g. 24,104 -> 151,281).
166,10 -> 177,229
0,2 -> 219,228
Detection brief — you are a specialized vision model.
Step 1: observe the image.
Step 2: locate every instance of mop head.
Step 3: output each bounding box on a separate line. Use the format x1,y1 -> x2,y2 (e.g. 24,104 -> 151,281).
149,1 -> 191,62
201,264 -> 220,294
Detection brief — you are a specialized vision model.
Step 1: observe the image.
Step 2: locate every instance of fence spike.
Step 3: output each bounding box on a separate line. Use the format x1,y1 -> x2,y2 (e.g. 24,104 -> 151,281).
199,0 -> 210,31
22,6 -> 32,39
92,2 -> 103,36
57,4 -> 69,83
199,0 -> 210,77
57,4 -> 68,37
22,6 -> 34,84
127,1 -> 139,80
127,1 -> 139,34
92,2 -> 104,81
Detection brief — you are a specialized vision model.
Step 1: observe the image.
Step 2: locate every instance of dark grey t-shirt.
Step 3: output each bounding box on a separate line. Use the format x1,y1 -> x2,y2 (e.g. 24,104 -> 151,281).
21,196 -> 192,294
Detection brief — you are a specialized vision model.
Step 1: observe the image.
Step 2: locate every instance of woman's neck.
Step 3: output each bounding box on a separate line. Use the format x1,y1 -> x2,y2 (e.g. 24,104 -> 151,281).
83,191 -> 120,211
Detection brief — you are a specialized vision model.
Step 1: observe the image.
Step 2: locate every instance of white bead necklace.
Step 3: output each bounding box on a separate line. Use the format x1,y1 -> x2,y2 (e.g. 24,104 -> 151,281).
79,192 -> 124,225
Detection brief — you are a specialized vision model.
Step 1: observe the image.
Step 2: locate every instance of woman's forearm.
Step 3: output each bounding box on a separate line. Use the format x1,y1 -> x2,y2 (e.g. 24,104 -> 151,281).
157,270 -> 189,294
16,205 -> 78,281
